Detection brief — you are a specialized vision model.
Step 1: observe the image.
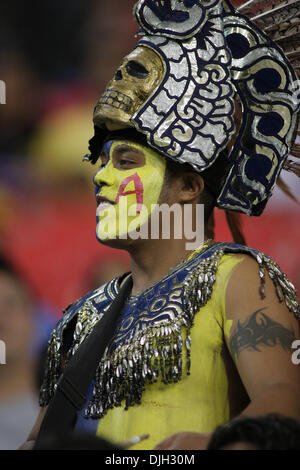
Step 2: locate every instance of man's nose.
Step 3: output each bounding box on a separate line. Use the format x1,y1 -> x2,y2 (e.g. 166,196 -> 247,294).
93,163 -> 116,189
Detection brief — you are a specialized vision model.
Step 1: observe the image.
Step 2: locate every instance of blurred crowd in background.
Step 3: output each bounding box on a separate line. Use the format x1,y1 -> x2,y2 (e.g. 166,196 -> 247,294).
0,0 -> 299,449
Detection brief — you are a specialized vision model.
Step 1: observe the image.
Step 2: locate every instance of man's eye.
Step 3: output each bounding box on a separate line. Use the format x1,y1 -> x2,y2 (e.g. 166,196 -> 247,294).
120,159 -> 135,166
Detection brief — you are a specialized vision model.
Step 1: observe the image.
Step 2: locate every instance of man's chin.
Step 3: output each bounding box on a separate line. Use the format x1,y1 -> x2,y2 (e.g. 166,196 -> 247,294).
96,219 -> 150,249
96,232 -> 138,250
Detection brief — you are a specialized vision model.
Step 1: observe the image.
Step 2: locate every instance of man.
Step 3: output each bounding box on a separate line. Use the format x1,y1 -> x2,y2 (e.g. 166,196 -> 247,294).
0,258 -> 39,449
24,0 -> 300,450
207,414 -> 300,450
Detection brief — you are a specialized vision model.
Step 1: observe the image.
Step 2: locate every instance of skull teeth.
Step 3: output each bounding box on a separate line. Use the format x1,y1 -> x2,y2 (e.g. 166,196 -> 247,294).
98,89 -> 132,112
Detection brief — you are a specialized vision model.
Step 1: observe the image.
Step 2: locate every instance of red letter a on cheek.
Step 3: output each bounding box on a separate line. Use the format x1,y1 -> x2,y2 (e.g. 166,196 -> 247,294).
116,173 -> 144,214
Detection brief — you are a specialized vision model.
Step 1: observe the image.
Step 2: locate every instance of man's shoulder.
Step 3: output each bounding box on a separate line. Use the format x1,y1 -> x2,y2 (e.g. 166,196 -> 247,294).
198,241 -> 281,270
191,242 -> 270,279
54,276 -> 122,335
215,243 -> 299,320
204,241 -> 261,257
190,242 -> 299,315
211,242 -> 290,284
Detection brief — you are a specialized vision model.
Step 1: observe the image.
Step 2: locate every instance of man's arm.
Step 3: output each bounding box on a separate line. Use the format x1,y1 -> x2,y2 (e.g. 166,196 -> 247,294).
155,254 -> 300,450
19,406 -> 48,450
225,255 -> 300,421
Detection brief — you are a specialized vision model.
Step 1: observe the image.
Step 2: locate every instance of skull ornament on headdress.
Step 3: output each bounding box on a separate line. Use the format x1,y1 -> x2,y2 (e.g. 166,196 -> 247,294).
89,0 -> 300,216
94,46 -> 165,131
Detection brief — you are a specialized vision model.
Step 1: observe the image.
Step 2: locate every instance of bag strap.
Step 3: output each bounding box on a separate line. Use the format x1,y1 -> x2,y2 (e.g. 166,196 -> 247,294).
34,274 -> 133,448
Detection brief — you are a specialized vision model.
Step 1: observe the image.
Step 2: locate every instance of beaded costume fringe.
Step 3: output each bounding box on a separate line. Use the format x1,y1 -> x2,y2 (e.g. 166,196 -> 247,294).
40,248 -> 300,418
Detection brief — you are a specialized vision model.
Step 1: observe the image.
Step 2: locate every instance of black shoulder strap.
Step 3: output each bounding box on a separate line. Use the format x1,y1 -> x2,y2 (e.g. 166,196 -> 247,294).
34,274 -> 133,449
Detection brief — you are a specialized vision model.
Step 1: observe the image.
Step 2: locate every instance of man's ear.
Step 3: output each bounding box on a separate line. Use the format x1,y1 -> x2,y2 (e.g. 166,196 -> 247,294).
179,172 -> 205,203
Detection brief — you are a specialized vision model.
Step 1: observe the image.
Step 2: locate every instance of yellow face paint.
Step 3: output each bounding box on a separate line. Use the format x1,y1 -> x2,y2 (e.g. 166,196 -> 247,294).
94,140 -> 166,242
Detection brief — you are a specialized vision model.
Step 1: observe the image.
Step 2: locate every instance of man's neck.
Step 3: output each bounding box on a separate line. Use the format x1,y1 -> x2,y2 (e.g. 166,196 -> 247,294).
127,235 -> 212,296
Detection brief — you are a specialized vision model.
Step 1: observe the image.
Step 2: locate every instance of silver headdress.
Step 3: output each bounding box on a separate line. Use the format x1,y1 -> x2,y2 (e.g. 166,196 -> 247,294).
88,0 -> 300,216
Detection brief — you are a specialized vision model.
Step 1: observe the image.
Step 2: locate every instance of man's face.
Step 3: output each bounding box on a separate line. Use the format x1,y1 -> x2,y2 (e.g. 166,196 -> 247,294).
93,140 -> 166,244
0,272 -> 33,363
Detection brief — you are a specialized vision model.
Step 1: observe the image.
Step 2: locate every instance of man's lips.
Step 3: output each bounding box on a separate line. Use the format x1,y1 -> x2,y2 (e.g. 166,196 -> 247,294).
96,195 -> 116,213
96,195 -> 116,206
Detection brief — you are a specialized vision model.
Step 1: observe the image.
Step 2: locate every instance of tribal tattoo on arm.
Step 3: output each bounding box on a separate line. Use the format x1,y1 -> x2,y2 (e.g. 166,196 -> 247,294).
229,308 -> 297,360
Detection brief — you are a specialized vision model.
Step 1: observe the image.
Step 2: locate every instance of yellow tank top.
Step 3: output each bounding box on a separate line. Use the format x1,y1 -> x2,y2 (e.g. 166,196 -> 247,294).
96,253 -> 243,449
